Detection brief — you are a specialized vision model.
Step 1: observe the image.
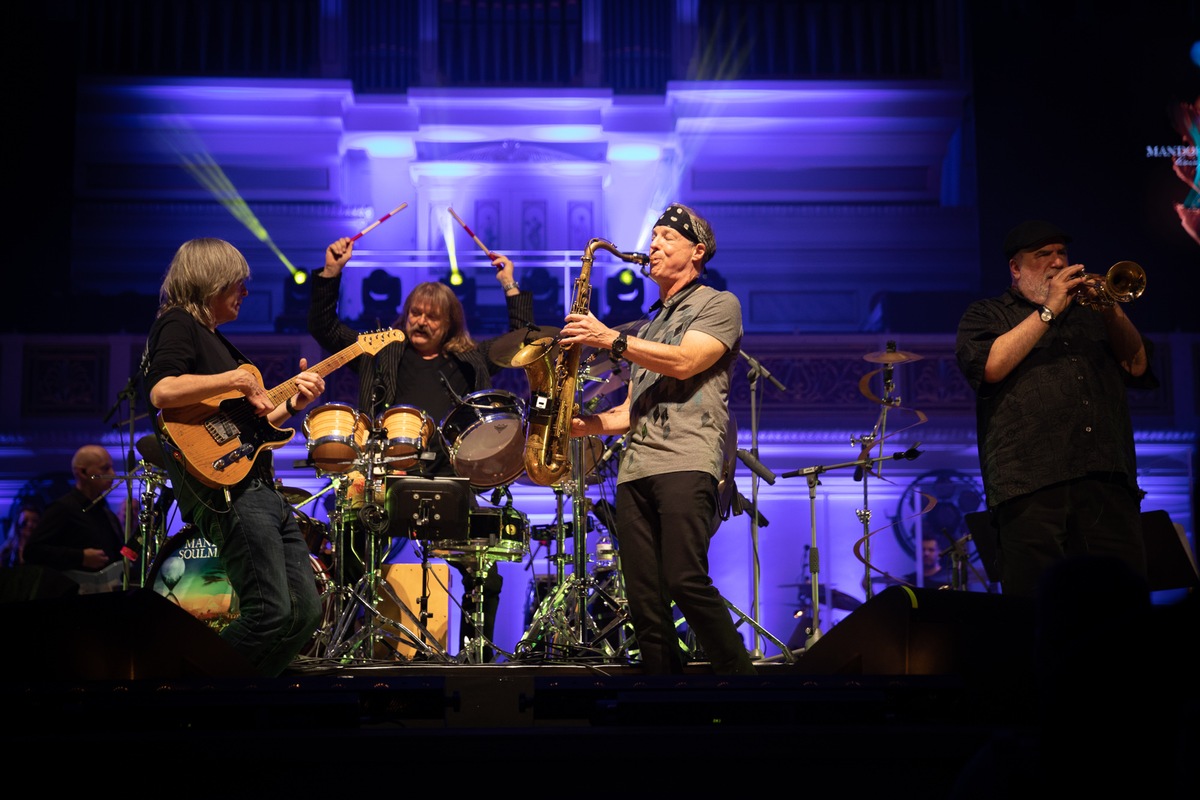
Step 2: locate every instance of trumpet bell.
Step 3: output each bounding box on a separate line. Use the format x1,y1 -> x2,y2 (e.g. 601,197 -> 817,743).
1075,260 -> 1146,307
1106,260 -> 1146,302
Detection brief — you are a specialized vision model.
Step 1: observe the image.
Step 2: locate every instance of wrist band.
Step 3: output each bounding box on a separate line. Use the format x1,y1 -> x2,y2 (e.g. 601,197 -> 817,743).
285,397 -> 297,416
502,281 -> 519,292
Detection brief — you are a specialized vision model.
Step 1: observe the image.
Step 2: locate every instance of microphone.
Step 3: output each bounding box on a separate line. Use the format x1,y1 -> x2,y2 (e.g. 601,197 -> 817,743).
597,432 -> 630,468
736,448 -> 776,485
633,253 -> 650,278
438,372 -> 464,406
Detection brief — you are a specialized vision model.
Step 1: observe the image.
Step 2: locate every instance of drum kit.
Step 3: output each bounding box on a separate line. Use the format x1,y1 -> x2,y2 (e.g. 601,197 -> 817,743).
316,329 -> 637,664
292,389 -> 540,664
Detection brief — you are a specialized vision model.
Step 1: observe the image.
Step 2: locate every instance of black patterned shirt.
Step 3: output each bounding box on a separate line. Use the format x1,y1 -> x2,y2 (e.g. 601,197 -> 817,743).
955,287 -> 1157,509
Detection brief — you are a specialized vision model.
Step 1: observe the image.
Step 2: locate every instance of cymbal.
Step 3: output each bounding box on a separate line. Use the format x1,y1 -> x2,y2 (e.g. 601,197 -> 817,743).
581,368 -> 629,404
579,318 -> 648,364
278,486 -> 312,505
863,349 -> 923,364
489,325 -> 561,367
781,584 -> 863,611
613,318 -> 649,336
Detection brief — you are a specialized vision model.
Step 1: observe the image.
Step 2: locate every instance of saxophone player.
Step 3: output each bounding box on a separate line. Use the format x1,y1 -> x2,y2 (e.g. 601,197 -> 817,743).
560,204 -> 756,676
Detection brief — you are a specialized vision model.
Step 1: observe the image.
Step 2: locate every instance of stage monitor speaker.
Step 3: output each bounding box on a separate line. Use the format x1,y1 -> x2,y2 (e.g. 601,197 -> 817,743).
967,508 -> 1199,592
795,585 -> 1036,679
0,588 -> 257,681
376,563 -> 451,659
1140,509 -> 1199,592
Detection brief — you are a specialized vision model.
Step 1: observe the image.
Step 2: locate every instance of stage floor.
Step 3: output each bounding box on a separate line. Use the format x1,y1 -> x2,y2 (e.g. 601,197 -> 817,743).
3,583 -> 1195,796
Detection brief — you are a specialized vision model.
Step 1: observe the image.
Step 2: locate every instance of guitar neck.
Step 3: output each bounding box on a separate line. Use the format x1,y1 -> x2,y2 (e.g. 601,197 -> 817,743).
266,342 -> 369,407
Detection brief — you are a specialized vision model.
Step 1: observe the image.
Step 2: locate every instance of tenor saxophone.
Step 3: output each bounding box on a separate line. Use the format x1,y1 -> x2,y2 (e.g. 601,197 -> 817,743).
514,238 -> 648,486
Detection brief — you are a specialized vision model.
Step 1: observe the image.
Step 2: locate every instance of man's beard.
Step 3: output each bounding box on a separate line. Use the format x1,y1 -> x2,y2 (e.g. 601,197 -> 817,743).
1014,274 -> 1049,305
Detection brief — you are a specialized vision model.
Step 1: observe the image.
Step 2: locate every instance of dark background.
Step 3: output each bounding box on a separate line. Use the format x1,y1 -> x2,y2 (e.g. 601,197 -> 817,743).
6,1 -> 1199,332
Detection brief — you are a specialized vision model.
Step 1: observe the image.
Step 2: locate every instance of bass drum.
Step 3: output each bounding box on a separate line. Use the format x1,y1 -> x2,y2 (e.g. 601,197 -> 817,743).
439,389 -> 527,488
147,523 -> 332,636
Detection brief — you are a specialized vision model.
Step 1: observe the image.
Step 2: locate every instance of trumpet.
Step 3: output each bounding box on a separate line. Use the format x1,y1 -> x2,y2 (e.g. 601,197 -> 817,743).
1072,261 -> 1146,308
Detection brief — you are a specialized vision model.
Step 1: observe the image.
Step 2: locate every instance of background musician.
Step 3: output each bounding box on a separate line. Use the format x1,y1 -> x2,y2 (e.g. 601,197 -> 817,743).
309,236 -> 535,661
23,444 -> 126,593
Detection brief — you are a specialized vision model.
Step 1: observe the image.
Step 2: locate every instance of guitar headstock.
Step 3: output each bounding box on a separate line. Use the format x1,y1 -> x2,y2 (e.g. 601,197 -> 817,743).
359,328 -> 406,355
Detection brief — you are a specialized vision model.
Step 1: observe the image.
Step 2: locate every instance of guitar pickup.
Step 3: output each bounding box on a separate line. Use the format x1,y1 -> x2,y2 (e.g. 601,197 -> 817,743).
212,443 -> 254,473
204,415 -> 241,445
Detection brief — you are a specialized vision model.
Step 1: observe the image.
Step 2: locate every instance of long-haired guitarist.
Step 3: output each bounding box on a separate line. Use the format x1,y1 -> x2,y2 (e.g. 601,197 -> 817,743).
143,237 -> 326,677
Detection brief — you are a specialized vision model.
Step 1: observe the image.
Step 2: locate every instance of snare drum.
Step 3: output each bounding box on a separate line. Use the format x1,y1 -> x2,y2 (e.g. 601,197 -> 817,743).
432,506 -> 530,563
303,403 -> 370,474
440,389 -> 527,487
376,405 -> 435,470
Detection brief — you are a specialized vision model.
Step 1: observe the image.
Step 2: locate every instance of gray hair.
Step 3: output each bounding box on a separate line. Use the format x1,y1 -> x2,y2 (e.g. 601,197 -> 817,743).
157,238 -> 250,328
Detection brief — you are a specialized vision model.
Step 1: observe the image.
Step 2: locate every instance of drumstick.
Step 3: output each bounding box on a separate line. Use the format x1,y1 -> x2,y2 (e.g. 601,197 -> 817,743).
447,206 -> 494,257
350,202 -> 408,241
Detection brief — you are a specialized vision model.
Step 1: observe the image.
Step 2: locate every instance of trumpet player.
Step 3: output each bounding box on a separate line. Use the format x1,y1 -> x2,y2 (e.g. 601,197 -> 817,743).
955,220 -> 1158,598
561,204 -> 756,676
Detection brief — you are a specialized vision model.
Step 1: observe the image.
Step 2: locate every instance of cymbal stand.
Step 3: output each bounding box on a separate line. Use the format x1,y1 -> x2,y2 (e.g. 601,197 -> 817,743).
781,445 -> 921,648
514,438 -> 632,663
132,464 -> 170,587
851,346 -> 900,601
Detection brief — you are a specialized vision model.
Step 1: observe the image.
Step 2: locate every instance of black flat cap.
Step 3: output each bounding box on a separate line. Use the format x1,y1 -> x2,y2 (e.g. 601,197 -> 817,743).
1003,220 -> 1071,258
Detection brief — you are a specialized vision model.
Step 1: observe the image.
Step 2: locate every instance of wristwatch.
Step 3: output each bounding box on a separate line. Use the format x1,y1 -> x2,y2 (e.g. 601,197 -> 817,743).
610,331 -> 628,359
1038,305 -> 1055,324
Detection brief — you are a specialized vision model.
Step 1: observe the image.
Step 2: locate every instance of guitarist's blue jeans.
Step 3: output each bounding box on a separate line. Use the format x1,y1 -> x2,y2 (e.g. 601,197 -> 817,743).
192,479 -> 323,676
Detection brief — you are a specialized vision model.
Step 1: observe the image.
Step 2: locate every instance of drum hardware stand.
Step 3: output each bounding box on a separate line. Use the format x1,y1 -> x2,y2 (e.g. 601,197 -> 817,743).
131,464 -> 170,588
515,439 -> 633,664
320,439 -> 451,664
450,548 -> 500,664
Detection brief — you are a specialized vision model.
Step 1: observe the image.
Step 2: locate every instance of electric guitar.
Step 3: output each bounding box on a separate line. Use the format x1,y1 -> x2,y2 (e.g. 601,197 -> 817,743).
158,329 -> 404,488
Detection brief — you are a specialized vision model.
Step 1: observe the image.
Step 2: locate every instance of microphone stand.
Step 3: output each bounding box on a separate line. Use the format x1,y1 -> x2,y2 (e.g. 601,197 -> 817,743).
105,374 -> 141,589
737,349 -> 785,658
782,445 -> 921,648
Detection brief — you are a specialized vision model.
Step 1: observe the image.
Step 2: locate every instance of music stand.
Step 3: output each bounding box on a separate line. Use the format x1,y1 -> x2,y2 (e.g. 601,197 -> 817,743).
385,476 -> 471,542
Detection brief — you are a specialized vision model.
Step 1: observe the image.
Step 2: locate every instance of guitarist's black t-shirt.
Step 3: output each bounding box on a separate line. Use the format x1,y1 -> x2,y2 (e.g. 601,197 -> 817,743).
143,308 -> 276,517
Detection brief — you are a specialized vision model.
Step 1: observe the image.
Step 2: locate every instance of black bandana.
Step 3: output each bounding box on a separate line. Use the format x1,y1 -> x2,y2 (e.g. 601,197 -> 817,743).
654,205 -> 701,244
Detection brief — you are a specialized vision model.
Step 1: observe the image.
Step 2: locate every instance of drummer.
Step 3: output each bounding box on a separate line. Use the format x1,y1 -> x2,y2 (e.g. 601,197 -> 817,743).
308,236 -> 539,662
